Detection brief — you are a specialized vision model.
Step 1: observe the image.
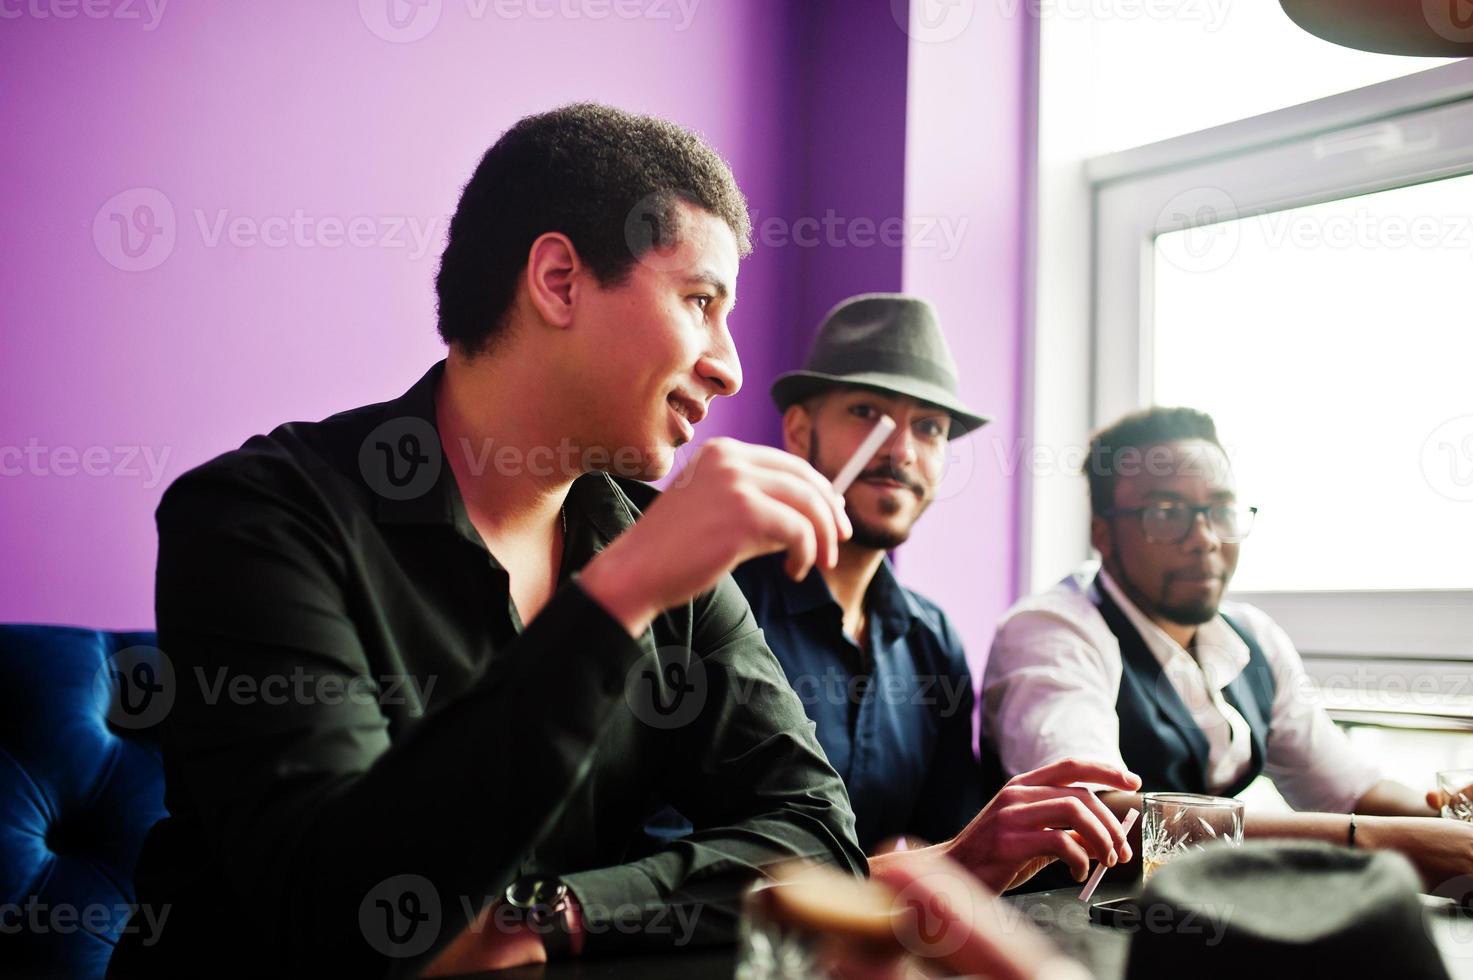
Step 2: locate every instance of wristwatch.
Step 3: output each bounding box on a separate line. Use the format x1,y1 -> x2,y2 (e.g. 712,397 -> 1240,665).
504,875 -> 575,959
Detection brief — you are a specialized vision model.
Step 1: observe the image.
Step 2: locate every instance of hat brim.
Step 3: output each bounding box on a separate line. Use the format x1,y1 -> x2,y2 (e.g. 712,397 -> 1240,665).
770,370 -> 991,438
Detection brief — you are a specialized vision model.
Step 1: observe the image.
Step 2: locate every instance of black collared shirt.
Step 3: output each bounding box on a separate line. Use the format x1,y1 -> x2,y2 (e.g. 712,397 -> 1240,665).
111,361 -> 863,977
732,553 -> 984,853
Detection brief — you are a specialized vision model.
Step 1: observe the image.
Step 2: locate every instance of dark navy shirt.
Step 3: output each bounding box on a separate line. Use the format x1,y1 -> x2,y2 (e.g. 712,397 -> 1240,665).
731,552 -> 984,853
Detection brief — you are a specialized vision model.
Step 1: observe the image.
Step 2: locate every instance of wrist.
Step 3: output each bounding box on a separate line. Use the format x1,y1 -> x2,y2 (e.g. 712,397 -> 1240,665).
578,549 -> 655,638
564,890 -> 585,957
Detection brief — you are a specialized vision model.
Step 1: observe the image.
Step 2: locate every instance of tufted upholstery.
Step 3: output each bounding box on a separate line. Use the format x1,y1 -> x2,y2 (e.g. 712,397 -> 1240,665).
0,625 -> 167,979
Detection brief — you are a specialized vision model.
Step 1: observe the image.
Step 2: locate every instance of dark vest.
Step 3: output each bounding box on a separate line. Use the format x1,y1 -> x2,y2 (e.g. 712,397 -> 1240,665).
981,577 -> 1276,800
1095,576 -> 1275,798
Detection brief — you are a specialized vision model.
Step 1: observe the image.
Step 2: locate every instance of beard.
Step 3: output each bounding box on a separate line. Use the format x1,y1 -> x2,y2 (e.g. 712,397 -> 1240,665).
1154,598 -> 1221,626
809,430 -> 926,551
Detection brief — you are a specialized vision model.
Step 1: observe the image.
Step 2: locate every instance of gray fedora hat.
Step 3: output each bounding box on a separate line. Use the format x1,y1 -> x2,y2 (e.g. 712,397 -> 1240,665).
770,293 -> 991,438
1125,842 -> 1451,980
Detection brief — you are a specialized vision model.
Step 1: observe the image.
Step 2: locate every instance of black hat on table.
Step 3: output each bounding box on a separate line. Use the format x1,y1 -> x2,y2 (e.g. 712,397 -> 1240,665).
1125,841 -> 1451,980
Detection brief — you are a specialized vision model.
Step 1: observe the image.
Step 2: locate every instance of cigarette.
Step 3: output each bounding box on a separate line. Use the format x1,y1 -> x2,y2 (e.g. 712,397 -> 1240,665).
830,415 -> 897,495
1078,808 -> 1139,903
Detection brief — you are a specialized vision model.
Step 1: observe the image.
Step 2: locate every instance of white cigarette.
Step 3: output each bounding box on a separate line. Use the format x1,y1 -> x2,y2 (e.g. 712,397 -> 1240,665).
1078,807 -> 1139,903
830,415 -> 897,495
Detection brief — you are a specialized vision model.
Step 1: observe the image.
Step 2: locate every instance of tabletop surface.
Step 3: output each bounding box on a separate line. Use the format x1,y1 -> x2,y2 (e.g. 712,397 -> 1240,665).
476,878 -> 1473,979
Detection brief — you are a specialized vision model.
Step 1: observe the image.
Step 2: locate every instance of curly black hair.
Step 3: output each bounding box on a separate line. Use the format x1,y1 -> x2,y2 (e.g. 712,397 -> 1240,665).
1084,406 -> 1225,516
435,103 -> 752,355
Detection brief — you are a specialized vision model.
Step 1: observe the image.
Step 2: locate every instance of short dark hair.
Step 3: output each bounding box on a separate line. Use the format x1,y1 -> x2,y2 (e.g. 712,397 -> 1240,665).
435,103 -> 753,355
1084,406 -> 1224,516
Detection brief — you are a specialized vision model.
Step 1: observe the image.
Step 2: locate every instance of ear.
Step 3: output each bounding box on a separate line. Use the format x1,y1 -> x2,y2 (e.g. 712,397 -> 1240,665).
1090,514 -> 1113,560
523,232 -> 580,329
781,403 -> 814,458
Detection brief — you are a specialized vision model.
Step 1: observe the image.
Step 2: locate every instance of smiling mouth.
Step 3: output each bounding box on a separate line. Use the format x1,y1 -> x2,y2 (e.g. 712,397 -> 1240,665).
667,398 -> 696,442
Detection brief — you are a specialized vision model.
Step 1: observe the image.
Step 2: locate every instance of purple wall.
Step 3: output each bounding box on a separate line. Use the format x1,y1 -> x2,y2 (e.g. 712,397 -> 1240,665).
2,0 -> 1026,660
897,6 -> 1032,677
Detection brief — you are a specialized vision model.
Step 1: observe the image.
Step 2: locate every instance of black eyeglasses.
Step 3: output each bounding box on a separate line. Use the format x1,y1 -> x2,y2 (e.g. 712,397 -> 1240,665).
1106,502 -> 1257,545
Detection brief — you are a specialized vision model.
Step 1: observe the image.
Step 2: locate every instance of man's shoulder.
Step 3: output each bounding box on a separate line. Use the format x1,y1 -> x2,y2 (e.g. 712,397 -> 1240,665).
158,393 -> 396,525
997,566 -> 1103,633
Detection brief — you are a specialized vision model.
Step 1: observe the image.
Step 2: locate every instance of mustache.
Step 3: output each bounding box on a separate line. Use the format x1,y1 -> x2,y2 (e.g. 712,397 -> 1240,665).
854,464 -> 925,497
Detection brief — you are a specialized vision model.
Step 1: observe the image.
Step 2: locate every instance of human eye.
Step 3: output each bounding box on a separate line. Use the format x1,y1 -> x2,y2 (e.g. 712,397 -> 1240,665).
690,295 -> 713,313
849,402 -> 877,419
916,417 -> 947,440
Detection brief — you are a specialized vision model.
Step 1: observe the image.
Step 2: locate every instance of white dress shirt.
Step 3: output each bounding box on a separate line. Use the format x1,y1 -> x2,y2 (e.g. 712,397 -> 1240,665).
982,561 -> 1382,813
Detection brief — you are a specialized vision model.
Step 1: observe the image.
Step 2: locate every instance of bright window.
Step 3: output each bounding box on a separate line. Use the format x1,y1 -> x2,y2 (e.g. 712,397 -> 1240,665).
1152,174 -> 1473,592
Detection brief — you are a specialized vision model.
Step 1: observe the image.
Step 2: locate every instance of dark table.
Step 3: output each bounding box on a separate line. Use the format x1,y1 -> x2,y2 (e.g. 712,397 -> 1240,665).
479,878 -> 1473,979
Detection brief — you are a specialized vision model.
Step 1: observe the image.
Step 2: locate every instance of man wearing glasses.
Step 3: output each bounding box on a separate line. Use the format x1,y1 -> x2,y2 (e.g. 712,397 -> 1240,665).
982,407 -> 1472,888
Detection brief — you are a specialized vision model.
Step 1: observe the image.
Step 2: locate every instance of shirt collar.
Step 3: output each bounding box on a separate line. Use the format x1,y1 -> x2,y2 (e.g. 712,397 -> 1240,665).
775,555 -> 923,634
368,359 -> 638,560
1096,567 -> 1249,689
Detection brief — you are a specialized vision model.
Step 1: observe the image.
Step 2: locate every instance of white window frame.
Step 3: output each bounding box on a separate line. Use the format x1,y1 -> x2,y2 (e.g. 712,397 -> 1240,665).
1075,59 -> 1473,665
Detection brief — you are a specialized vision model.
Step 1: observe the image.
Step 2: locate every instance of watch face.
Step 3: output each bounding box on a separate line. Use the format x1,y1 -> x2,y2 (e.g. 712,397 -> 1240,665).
506,877 -> 568,917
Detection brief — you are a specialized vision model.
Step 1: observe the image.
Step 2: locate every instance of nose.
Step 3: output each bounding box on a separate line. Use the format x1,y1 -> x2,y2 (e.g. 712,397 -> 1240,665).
880,419 -> 918,468
1181,510 -> 1221,552
698,320 -> 743,398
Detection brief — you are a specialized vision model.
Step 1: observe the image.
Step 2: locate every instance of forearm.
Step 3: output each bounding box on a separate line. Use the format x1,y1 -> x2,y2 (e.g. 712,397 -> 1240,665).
564,802 -> 866,955
1354,778 -> 1438,817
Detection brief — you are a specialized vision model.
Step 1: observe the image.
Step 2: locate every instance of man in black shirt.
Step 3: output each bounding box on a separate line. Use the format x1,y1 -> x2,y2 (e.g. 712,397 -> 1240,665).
111,104 -> 865,977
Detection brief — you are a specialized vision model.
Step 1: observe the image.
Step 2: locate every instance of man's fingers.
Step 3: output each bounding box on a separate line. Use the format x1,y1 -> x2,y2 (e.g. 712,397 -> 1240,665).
1007,785 -> 1132,862
745,469 -> 843,571
1035,830 -> 1093,883
727,441 -> 853,540
1003,798 -> 1118,865
1012,758 -> 1141,793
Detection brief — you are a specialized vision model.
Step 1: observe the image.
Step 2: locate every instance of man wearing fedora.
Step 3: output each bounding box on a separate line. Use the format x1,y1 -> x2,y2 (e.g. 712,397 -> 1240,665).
731,294 -> 1141,893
